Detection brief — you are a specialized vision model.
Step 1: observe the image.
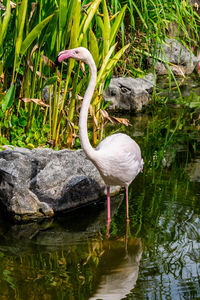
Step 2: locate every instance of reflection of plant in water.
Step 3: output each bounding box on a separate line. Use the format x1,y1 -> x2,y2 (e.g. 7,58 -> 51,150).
106,154 -> 199,299
142,106 -> 200,169
0,237 -> 104,299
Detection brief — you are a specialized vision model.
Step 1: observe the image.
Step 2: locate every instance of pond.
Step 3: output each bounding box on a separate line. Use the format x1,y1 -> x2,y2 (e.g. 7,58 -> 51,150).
0,79 -> 200,299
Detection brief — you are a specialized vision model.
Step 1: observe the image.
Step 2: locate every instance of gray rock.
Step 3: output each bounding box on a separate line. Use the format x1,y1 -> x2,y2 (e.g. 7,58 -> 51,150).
187,156 -> 200,182
104,74 -> 154,111
0,148 -> 120,222
149,38 -> 198,76
42,86 -> 63,108
0,194 -> 123,253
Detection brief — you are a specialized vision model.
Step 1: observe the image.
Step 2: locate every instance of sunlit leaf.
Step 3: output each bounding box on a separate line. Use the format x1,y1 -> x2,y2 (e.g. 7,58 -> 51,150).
0,0 -> 11,57
2,84 -> 15,112
97,43 -> 117,84
110,5 -> 127,46
59,0 -> 68,29
89,29 -> 99,66
20,14 -> 54,56
15,0 -> 28,58
103,0 -> 110,57
79,0 -> 101,43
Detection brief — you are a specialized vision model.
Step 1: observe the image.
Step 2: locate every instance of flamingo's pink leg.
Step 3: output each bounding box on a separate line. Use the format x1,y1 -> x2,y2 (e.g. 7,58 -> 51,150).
126,187 -> 129,221
107,186 -> 111,222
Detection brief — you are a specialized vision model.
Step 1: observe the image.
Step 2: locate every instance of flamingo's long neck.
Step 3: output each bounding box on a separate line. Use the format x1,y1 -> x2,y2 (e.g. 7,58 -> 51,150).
79,56 -> 97,161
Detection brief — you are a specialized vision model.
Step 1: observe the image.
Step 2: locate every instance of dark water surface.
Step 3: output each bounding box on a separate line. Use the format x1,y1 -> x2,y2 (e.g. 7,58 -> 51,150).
0,97 -> 200,299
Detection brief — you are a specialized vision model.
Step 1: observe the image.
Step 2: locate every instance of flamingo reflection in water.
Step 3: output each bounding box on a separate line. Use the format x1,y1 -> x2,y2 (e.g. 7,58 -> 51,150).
89,223 -> 142,300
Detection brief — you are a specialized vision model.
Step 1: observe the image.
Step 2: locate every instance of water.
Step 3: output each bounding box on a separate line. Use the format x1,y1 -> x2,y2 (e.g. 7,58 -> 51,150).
0,92 -> 200,299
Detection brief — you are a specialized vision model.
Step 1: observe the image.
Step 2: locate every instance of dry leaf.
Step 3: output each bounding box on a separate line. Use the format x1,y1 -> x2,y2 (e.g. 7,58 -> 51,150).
110,11 -> 119,21
21,97 -> 49,107
76,95 -> 83,101
29,2 -> 37,23
27,44 -> 46,79
100,109 -> 131,126
47,139 -> 55,146
80,61 -> 85,72
0,72 -> 4,86
41,54 -> 61,81
66,120 -> 75,148
89,105 -> 98,127
0,3 -> 6,10
81,1 -> 92,15
41,55 -> 56,70
10,1 -> 16,8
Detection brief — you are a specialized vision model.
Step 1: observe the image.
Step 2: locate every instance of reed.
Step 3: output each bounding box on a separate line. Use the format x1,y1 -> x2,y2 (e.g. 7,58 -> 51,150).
0,0 -> 128,149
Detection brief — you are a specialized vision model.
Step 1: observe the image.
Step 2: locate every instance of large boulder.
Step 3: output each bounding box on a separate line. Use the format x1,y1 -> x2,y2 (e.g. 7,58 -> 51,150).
104,74 -> 154,111
148,38 -> 198,76
0,147 -> 120,222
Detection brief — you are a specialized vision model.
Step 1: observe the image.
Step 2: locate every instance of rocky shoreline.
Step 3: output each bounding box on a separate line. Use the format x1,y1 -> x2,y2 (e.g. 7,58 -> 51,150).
0,147 -> 120,222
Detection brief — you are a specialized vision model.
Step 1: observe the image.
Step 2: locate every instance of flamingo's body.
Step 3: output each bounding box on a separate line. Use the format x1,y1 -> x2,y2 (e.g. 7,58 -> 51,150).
57,47 -> 143,222
95,133 -> 142,187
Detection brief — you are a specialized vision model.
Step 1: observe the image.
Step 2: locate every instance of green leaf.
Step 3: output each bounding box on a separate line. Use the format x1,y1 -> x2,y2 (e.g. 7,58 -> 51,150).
2,84 -> 15,112
97,43 -> 117,85
0,0 -> 11,57
96,15 -> 104,33
103,44 -> 130,81
1,137 -> 9,145
110,5 -> 127,46
20,14 -> 54,56
44,76 -> 58,87
79,0 -> 101,43
69,0 -> 81,49
61,0 -> 76,45
4,120 -> 10,129
59,0 -> 68,29
15,0 -> 28,58
106,44 -> 130,70
103,0 -> 110,57
26,143 -> 35,150
0,60 -> 3,76
89,29 -> 99,66
132,1 -> 147,29
81,32 -> 88,49
19,116 -> 27,127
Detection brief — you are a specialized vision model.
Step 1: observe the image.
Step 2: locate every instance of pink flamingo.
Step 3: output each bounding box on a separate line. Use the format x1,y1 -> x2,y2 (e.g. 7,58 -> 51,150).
57,47 -> 143,224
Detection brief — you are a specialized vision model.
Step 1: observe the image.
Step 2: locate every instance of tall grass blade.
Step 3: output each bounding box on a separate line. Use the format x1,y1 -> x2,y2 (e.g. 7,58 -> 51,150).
103,0 -> 110,57
0,0 -> 11,57
97,43 -> 117,85
132,1 -> 148,29
110,4 -> 127,46
79,0 -> 101,43
59,0 -> 68,30
103,44 -> 130,79
20,14 -> 55,56
15,0 -> 28,58
89,29 -> 99,66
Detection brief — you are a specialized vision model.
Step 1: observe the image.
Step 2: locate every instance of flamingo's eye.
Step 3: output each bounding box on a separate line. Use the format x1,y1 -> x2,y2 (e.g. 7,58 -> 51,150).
75,50 -> 79,54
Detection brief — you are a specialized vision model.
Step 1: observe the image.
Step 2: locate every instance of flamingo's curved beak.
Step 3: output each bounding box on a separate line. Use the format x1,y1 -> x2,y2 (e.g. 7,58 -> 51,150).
57,49 -> 74,63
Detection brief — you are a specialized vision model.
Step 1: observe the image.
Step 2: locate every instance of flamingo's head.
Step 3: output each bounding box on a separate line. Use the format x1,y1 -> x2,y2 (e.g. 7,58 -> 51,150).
57,47 -> 91,64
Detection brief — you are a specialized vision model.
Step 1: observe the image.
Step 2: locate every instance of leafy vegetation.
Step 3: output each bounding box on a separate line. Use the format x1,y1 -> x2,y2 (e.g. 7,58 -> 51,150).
0,0 -> 128,149
110,0 -> 200,77
0,0 -> 200,150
